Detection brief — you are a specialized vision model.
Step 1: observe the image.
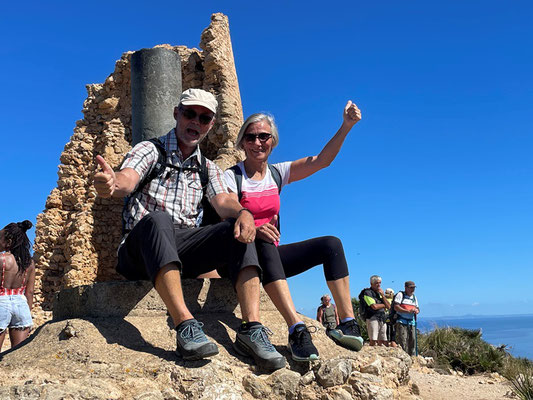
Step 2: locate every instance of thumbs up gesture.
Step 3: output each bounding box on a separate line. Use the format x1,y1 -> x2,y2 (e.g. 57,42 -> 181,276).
343,100 -> 362,127
94,155 -> 117,198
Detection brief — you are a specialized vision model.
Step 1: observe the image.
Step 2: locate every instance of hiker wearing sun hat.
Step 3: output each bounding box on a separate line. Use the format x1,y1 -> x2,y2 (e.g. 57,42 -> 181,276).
393,281 -> 420,355
93,88 -> 285,371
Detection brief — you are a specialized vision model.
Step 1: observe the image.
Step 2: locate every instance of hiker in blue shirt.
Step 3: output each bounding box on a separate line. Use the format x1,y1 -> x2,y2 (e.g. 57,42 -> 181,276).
393,281 -> 420,356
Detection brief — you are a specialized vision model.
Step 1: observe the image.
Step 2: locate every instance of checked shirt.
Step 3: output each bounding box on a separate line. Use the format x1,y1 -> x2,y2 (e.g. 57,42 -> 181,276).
120,129 -> 228,232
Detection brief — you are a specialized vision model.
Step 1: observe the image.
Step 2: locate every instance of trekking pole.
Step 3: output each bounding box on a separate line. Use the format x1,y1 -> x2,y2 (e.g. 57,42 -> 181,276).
415,314 -> 418,356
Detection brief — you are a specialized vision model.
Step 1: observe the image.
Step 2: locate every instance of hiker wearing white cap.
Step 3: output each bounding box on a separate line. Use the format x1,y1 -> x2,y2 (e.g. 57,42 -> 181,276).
93,88 -> 285,371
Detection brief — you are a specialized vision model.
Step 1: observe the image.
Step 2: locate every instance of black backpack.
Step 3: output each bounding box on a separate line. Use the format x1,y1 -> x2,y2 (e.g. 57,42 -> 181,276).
122,138 -> 219,234
228,164 -> 282,230
358,288 -> 371,321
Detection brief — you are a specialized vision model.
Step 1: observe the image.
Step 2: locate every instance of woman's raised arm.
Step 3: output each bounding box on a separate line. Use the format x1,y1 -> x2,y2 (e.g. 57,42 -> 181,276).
288,101 -> 362,183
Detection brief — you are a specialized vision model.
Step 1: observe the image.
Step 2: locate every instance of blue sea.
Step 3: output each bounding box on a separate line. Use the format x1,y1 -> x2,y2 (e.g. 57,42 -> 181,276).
418,314 -> 533,360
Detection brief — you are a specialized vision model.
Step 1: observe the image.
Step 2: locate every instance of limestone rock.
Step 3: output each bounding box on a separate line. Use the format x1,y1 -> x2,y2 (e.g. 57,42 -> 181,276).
360,358 -> 382,376
316,359 -> 352,388
0,282 -> 416,400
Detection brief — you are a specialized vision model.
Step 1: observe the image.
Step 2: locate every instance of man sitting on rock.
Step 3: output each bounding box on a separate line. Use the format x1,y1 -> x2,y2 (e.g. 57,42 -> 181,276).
93,88 -> 285,371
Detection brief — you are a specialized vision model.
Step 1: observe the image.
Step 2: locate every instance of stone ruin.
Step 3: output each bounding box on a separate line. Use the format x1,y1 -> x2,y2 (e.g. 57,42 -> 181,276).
32,13 -> 246,326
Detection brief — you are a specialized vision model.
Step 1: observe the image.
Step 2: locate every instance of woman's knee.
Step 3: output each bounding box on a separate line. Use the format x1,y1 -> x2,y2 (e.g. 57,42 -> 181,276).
320,236 -> 344,253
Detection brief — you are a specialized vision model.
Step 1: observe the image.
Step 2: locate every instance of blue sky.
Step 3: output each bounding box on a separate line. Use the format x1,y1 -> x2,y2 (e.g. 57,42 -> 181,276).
1,1 -> 531,318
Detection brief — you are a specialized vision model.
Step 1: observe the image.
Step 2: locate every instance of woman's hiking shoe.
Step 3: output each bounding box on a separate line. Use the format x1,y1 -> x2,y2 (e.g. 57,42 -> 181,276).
288,324 -> 319,362
234,323 -> 286,371
327,319 -> 364,351
175,319 -> 219,360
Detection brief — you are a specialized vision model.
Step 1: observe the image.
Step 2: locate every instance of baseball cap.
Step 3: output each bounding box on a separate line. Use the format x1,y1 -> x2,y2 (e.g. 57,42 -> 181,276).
405,281 -> 416,288
179,88 -> 218,114
385,288 -> 395,296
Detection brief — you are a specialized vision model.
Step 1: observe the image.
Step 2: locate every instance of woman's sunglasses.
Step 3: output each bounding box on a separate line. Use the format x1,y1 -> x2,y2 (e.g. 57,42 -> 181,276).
180,107 -> 214,125
243,133 -> 272,143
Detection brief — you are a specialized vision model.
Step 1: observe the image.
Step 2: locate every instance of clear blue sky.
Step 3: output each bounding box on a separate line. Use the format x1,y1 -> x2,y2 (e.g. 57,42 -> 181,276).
1,1 -> 531,318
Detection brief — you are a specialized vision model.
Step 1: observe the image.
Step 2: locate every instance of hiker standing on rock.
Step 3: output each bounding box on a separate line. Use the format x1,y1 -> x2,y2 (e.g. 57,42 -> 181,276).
0,220 -> 35,352
360,275 -> 391,346
223,101 -> 364,361
93,89 -> 285,371
317,294 -> 339,330
393,281 -> 419,356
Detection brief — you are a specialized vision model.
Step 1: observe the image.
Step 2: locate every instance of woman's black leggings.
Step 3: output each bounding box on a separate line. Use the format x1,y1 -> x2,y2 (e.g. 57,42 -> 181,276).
256,236 -> 349,286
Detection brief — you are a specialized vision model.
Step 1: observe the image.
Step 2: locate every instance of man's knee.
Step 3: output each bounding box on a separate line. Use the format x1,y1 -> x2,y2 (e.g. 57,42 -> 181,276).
142,210 -> 174,229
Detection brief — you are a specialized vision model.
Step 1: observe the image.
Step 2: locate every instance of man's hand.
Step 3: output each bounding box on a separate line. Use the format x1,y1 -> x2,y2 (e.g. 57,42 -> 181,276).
343,100 -> 362,127
256,215 -> 280,243
233,209 -> 256,244
378,288 -> 385,297
94,155 -> 116,198
414,308 -> 420,315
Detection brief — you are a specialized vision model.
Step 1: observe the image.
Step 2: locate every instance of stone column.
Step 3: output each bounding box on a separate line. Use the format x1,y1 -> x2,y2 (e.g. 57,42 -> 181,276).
131,48 -> 182,145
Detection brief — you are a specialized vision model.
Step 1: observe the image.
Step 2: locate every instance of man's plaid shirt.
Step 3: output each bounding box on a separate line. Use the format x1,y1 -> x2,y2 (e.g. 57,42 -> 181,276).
121,129 -> 228,232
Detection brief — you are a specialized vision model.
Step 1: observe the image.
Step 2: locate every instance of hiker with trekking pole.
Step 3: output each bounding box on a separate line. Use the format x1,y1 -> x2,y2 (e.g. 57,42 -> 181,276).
393,281 -> 420,356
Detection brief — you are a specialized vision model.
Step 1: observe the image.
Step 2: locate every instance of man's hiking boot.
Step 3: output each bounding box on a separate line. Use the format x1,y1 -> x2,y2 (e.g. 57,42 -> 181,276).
234,323 -> 286,371
288,324 -> 319,362
327,319 -> 364,351
175,319 -> 219,360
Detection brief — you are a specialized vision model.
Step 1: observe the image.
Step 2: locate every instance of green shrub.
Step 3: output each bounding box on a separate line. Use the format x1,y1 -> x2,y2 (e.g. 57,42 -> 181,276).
418,327 -> 506,374
503,357 -> 533,400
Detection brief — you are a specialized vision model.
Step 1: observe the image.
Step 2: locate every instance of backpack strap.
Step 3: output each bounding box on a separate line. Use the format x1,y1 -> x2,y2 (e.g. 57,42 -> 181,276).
129,138 -> 168,198
267,164 -> 282,194
229,165 -> 243,201
199,155 -> 209,194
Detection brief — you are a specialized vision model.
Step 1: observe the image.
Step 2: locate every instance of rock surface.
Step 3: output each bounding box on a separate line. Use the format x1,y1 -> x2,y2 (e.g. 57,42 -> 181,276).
0,282 -> 418,400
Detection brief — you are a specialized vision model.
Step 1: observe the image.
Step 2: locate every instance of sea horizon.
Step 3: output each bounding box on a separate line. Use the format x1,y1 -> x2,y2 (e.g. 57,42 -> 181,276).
418,313 -> 533,361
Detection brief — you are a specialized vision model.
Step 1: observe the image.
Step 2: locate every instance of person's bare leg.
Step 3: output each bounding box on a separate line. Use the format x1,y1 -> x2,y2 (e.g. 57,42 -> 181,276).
235,266 -> 261,323
9,328 -> 30,348
154,263 -> 194,327
327,276 -> 354,320
0,330 -> 6,352
264,279 -> 301,327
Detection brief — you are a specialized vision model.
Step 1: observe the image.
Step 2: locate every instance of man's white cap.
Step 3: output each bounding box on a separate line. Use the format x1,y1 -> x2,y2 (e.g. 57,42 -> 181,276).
179,88 -> 218,114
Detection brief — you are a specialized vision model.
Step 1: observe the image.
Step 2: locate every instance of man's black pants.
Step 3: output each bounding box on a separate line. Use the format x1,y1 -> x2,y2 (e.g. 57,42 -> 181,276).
117,211 -> 261,286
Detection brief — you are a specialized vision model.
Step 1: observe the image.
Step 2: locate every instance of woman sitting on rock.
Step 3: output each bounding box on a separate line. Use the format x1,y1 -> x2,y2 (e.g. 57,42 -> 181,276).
224,101 -> 363,362
0,220 -> 35,352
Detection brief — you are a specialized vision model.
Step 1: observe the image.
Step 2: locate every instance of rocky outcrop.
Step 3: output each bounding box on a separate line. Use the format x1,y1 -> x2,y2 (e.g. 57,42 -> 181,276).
0,282 -> 418,400
32,13 -> 245,327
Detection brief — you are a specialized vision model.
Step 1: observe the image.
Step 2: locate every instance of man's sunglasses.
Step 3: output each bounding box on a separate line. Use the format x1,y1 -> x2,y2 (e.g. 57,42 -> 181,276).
243,133 -> 272,143
180,107 -> 214,125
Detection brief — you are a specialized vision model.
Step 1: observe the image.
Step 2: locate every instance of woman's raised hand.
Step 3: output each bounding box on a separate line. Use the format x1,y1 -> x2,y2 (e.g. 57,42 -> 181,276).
343,100 -> 362,127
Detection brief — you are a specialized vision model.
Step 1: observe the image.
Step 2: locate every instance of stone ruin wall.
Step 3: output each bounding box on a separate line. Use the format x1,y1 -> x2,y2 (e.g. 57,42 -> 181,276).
32,13 -> 245,325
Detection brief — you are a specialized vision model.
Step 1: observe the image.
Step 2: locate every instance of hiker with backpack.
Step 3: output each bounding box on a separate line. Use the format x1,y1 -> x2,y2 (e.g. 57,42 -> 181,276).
358,275 -> 391,346
93,89 -> 286,371
223,101 -> 363,362
393,281 -> 419,356
317,294 -> 339,330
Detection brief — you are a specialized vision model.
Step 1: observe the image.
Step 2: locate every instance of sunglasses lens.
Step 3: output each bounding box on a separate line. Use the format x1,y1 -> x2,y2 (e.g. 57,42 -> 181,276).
182,108 -> 196,120
181,108 -> 213,125
199,114 -> 213,124
244,133 -> 272,142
